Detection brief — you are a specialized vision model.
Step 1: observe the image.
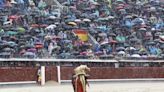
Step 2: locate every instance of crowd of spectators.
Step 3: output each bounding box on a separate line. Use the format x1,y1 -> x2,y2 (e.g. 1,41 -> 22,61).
0,0 -> 163,59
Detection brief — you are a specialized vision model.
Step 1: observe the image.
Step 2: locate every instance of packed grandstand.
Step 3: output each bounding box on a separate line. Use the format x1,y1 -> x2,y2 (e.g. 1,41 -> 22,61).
0,0 -> 163,60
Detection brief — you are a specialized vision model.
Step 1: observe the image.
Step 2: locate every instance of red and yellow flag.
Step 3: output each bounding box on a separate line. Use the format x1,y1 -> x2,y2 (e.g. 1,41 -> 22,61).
73,29 -> 88,42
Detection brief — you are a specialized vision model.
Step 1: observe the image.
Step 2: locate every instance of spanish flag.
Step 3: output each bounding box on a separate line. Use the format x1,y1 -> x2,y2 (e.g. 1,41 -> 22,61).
73,29 -> 88,42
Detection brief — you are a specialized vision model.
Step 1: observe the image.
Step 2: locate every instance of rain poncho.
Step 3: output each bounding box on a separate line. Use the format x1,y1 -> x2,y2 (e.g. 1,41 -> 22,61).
38,0 -> 47,9
148,46 -> 161,55
116,35 -> 126,42
125,19 -> 132,29
0,0 -> 5,7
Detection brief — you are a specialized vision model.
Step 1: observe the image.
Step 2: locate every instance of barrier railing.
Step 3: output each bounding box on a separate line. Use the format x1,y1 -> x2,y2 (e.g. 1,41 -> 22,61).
0,58 -> 163,67
0,58 -> 163,62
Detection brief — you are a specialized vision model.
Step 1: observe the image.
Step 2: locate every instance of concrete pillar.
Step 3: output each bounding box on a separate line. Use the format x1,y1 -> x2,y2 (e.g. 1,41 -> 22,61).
41,66 -> 45,86
115,63 -> 119,68
57,66 -> 61,84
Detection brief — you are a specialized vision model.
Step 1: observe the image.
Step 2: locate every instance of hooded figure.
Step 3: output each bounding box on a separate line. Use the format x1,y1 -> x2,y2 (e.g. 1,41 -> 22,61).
72,65 -> 90,92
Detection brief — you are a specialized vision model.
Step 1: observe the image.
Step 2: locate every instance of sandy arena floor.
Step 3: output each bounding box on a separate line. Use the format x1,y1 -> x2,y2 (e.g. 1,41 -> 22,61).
0,81 -> 164,92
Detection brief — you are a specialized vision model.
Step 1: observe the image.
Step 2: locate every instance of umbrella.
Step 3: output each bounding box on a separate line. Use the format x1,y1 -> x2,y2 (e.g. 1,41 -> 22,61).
131,54 -> 141,58
74,19 -> 82,23
6,31 -> 18,35
116,36 -> 126,42
109,33 -> 116,37
139,28 -> 147,31
119,9 -> 126,12
45,35 -> 52,39
31,24 -> 39,28
107,16 -> 115,19
159,36 -> 164,41
118,51 -> 125,55
132,18 -> 144,24
83,19 -> 91,22
97,17 -> 109,21
59,52 -> 71,59
35,43 -> 43,49
100,41 -> 109,45
27,48 -> 37,52
98,33 -> 107,37
23,52 -> 36,58
40,24 -> 48,28
9,15 -> 18,20
126,47 -> 136,51
48,16 -> 56,19
0,28 -> 4,34
109,40 -> 117,44
155,32 -> 162,36
25,44 -> 35,49
150,7 -> 156,12
2,47 -> 14,52
116,0 -> 124,3
10,0 -> 17,4
116,6 -> 124,10
0,52 -> 11,58
63,40 -> 72,43
146,41 -> 156,45
116,47 -> 125,51
125,15 -> 132,19
7,41 -> 17,47
129,47 -> 136,50
68,22 -> 77,26
17,27 -> 25,33
45,24 -> 57,30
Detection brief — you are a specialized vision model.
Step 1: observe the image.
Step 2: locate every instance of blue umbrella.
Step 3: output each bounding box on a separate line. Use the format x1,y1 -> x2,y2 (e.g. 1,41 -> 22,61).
7,41 -> 17,47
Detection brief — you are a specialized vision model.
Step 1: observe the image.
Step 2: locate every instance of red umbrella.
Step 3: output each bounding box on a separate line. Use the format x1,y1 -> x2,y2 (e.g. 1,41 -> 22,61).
80,52 -> 87,55
35,42 -> 43,49
35,45 -> 43,49
109,40 -> 117,53
116,6 -> 124,10
9,15 -> 18,20
40,24 -> 48,28
109,40 -> 117,44
31,24 -> 39,28
159,36 -> 164,41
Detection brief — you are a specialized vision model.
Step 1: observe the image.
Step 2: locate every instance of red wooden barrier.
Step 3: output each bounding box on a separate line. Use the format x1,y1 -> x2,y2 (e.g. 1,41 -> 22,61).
1,66 -> 164,82
0,66 -> 57,82
61,67 -> 164,80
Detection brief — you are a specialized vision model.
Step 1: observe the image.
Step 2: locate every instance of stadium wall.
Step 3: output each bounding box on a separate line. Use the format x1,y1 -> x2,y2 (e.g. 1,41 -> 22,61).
0,66 -> 164,83
0,66 -> 57,82
0,59 -> 164,83
60,67 -> 164,80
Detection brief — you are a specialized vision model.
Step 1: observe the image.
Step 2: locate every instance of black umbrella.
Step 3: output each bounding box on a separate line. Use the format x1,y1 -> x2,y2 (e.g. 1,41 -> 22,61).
23,52 -> 36,58
108,33 -> 116,37
116,47 -> 125,51
25,44 -> 35,49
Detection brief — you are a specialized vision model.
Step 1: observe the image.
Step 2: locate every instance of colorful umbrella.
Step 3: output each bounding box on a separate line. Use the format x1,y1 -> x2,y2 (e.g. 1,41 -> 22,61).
31,24 -> 39,28
17,27 -> 25,33
68,22 -> 77,26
